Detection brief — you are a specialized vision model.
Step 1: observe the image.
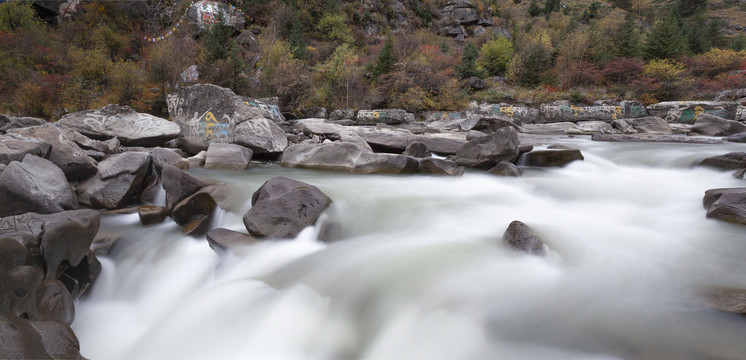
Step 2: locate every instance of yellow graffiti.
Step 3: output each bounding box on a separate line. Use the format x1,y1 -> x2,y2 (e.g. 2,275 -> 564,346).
570,105 -> 584,116
205,112 -> 217,139
693,106 -> 704,121
612,106 -> 622,120
500,106 -> 514,117
372,112 -> 380,119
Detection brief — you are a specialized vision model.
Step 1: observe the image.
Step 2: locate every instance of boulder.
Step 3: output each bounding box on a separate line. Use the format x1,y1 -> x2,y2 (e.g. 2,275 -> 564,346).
59,249 -> 100,299
0,155 -> 77,217
409,136 -> 466,155
356,109 -> 414,125
171,187 -> 217,232
281,142 -> 419,174
186,0 -> 246,30
203,143 -> 252,170
161,163 -> 212,212
591,133 -> 726,144
329,109 -> 355,120
187,150 -> 207,168
502,220 -> 545,255
7,124 -> 97,180
418,158 -> 464,176
338,130 -> 373,151
461,116 -> 519,133
453,126 -> 519,169
402,141 -> 431,158
233,118 -> 288,154
708,288 -> 746,315
540,102 -> 640,123
467,130 -> 487,140
647,101 -> 738,123
0,115 -> 45,133
58,105 -> 180,146
520,122 -> 577,135
139,206 -> 167,226
300,107 -> 327,119
703,188 -> 746,225
725,132 -> 746,143
167,84 -> 284,153
152,147 -> 189,171
243,177 -> 332,239
463,76 -> 487,90
0,314 -> 55,359
564,121 -> 614,135
622,116 -> 672,134
27,320 -> 84,359
699,152 -> 746,170
76,152 -> 152,209
689,113 -> 746,136
713,88 -> 746,102
293,119 -> 346,138
518,149 -> 584,167
206,228 -> 258,254
611,119 -> 638,134
0,134 -> 51,165
487,161 -> 522,176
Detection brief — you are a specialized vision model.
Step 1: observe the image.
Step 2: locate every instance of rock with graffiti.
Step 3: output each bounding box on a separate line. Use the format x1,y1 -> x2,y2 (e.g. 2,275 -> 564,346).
539,100 -> 648,123
646,101 -> 740,123
167,84 -> 287,154
356,109 -> 415,125
58,105 -> 180,147
469,102 -> 541,123
186,0 -> 247,30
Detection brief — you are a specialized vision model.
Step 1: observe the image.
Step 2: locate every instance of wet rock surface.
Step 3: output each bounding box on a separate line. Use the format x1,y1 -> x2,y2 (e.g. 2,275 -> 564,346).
502,220 -> 545,255
0,154 -> 77,217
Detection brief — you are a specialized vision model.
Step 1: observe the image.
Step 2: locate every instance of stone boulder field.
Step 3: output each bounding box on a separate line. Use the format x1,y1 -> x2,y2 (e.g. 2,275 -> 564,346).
2,83 -> 746,357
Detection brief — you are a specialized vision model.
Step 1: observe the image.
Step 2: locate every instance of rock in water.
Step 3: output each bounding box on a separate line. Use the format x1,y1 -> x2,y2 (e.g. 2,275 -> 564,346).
418,158 -> 465,176
243,177 -> 332,239
487,161 -> 522,176
76,152 -> 152,209
518,149 -> 584,167
281,142 -> 419,174
453,126 -> 519,169
203,143 -> 253,170
623,116 -> 672,135
502,220 -> 545,255
58,104 -> 180,147
703,188 -> 746,225
699,152 -> 746,170
161,163 -> 212,212
206,228 -> 258,255
0,154 -> 77,217
402,141 -> 431,158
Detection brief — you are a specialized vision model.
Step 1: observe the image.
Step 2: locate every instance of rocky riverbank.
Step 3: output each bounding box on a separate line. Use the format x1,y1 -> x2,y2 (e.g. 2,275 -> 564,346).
1,83 -> 746,357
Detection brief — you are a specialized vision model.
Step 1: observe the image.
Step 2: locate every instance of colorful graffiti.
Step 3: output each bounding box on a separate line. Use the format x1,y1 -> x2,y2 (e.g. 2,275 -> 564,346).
489,105 -> 535,119
665,106 -> 727,123
143,0 -> 252,43
244,101 -> 284,122
188,111 -> 230,142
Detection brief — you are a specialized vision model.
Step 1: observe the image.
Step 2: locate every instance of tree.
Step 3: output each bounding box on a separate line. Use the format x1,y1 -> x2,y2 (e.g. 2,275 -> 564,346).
288,19 -> 309,61
613,13 -> 642,58
372,36 -> 397,80
543,0 -> 560,16
677,0 -> 706,18
201,15 -> 238,66
0,0 -> 42,32
317,44 -> 361,108
456,41 -> 486,79
528,0 -> 542,17
507,30 -> 554,86
478,37 -> 514,76
644,10 -> 687,60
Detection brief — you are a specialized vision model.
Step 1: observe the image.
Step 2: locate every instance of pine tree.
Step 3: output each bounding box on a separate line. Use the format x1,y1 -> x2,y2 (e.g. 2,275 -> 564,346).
613,13 -> 642,58
528,0 -> 542,17
288,20 -> 308,61
677,0 -> 706,18
372,36 -> 397,80
644,10 -> 687,60
543,0 -> 560,16
456,41 -> 486,79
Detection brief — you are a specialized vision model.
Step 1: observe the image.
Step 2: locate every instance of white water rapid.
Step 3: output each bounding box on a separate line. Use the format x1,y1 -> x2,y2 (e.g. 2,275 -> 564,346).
73,138 -> 746,360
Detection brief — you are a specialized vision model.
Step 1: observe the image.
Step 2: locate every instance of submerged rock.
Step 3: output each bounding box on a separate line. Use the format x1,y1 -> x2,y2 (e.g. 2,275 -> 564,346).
453,126 -> 519,169
502,220 -> 545,255
206,228 -> 258,255
487,161 -> 522,176
518,149 -> 584,167
243,177 -> 332,239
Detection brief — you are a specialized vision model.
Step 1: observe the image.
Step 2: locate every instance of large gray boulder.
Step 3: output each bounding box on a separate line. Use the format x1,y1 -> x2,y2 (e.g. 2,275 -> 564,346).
7,124 -> 97,180
232,118 -> 288,154
161,163 -> 212,212
186,0 -> 247,30
699,152 -> 746,171
0,115 -> 45,133
0,134 -> 51,165
58,104 -> 180,146
647,101 -> 738,123
243,177 -> 332,239
281,142 -> 419,174
151,147 -> 189,171
623,116 -> 672,134
0,155 -> 77,217
540,101 -> 647,123
518,149 -> 584,167
203,143 -> 252,170
356,109 -> 414,125
724,132 -> 746,143
418,158 -> 464,176
453,126 -> 519,169
76,152 -> 152,209
487,161 -> 522,176
167,84 -> 284,153
689,113 -> 746,136
359,130 -> 466,155
503,221 -> 545,255
703,188 -> 746,225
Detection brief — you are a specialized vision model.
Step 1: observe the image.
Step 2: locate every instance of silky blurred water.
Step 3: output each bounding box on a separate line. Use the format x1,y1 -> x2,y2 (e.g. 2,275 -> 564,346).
73,138 -> 746,359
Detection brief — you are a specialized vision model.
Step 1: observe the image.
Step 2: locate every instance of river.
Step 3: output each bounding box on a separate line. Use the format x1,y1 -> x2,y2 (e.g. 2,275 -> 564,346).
72,138 -> 746,359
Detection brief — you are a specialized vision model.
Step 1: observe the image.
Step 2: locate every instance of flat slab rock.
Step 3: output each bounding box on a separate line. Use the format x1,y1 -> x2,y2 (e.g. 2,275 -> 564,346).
591,133 -> 726,144
58,104 -> 180,147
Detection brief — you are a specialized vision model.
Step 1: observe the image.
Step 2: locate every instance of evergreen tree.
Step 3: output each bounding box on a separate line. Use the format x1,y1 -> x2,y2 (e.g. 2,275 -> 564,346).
644,10 -> 687,60
677,0 -> 706,18
201,14 -> 237,66
613,13 -> 642,58
456,41 -> 486,79
543,0 -> 560,16
528,0 -> 542,17
288,19 -> 308,61
371,36 -> 397,80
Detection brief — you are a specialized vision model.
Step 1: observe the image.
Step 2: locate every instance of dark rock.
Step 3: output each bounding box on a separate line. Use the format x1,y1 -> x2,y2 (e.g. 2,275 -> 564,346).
76,152 -> 152,209
704,188 -> 746,225
591,133 -> 726,144
0,314 -> 52,359
518,149 -> 584,167
0,155 -> 77,217
28,320 -> 84,359
402,141 -> 431,158
724,132 -> 746,143
139,206 -> 167,225
59,250 -> 100,299
243,177 -> 332,239
36,279 -> 74,323
0,115 -> 46,133
300,107 -> 327,119
622,116 -> 672,134
699,152 -> 746,170
453,126 -> 519,169
152,147 -> 189,171
487,161 -> 522,176
462,117 -> 520,133
39,209 -> 100,279
232,118 -> 288,154
7,124 -> 98,180
418,158 -> 464,176
704,188 -> 746,210
91,232 -> 121,256
356,109 -> 414,125
161,163 -> 211,212
203,143 -> 252,170
171,188 -> 217,227
206,228 -> 258,254
690,113 -> 746,136
502,220 -> 545,255
58,104 -> 180,146
281,142 -> 420,174
463,76 -> 487,90
735,169 -> 746,179
0,134 -> 51,165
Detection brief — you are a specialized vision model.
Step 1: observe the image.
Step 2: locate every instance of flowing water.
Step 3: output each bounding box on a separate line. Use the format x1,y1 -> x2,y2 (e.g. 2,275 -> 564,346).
73,138 -> 746,360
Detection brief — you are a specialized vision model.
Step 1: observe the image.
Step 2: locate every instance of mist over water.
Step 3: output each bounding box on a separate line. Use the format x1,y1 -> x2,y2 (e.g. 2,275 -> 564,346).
73,138 -> 746,359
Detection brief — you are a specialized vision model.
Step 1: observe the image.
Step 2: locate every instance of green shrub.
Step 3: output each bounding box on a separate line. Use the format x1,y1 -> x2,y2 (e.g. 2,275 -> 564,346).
479,37 -> 514,76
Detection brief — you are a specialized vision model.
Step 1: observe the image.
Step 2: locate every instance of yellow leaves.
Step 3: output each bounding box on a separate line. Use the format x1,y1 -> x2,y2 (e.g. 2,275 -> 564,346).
643,59 -> 686,81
